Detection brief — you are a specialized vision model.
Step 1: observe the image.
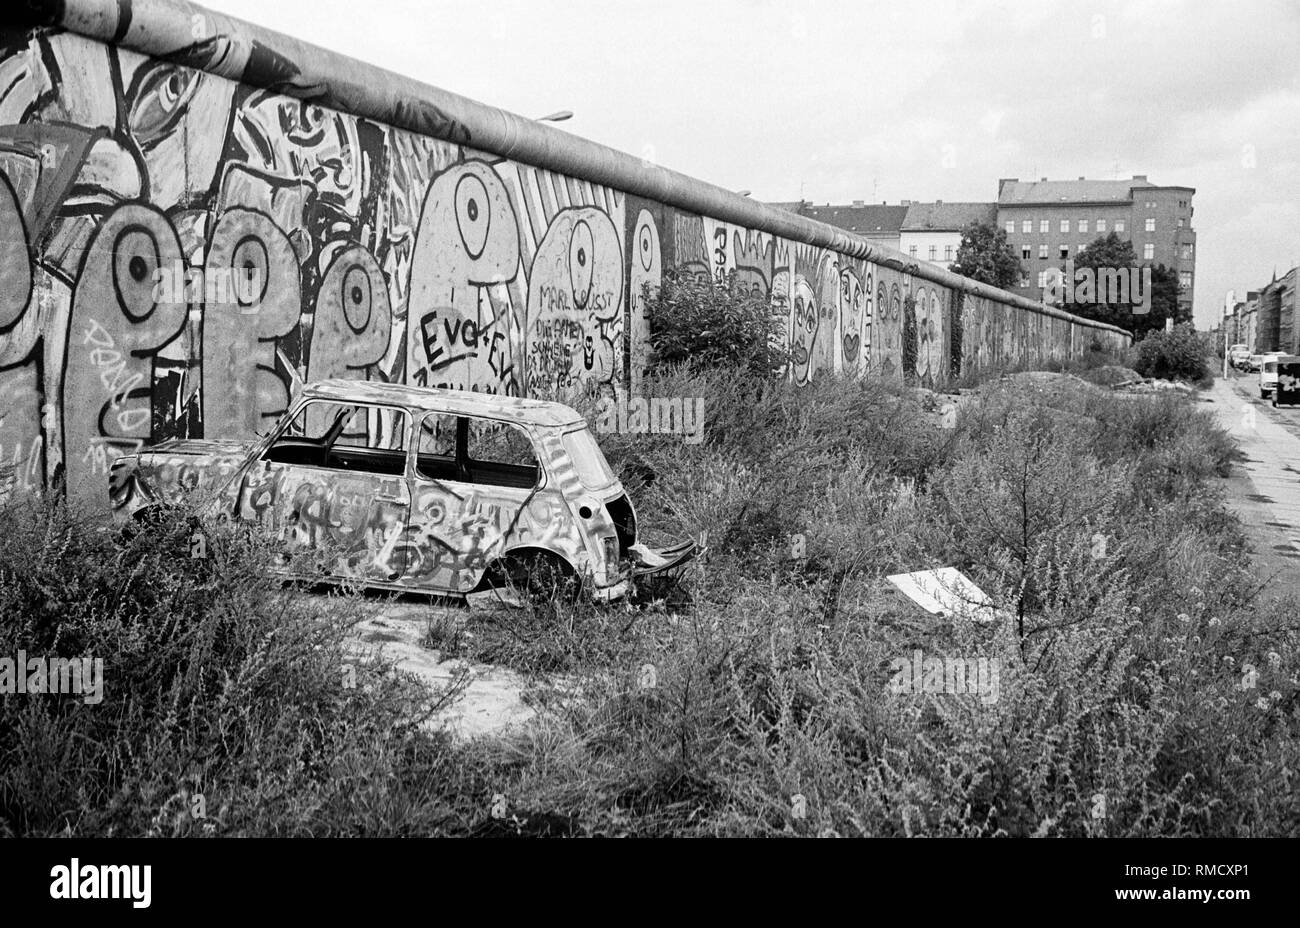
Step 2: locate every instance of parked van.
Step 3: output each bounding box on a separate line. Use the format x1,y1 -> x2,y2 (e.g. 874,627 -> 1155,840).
1273,356 -> 1300,407
1261,354 -> 1287,397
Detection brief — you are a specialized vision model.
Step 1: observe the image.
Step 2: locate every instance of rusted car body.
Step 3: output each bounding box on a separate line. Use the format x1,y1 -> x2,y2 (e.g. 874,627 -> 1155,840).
110,380 -> 697,601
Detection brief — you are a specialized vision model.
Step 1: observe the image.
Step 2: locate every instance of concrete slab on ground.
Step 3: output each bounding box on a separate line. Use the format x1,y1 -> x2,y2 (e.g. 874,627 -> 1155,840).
344,599 -> 537,741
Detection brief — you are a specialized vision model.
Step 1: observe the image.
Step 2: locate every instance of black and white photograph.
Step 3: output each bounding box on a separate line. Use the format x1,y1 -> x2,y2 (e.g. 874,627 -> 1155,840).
0,0 -> 1292,910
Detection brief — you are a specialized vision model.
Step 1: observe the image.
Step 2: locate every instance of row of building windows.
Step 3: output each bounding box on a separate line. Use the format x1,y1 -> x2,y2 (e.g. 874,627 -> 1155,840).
1022,242 -> 1161,260
1007,218 -> 1130,235
1139,199 -> 1192,210
1035,269 -> 1195,289
908,245 -> 955,261
907,234 -> 1193,267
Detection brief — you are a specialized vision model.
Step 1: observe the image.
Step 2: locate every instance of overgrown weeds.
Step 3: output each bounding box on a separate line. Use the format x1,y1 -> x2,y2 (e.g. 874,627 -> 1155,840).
3,365 -> 1296,836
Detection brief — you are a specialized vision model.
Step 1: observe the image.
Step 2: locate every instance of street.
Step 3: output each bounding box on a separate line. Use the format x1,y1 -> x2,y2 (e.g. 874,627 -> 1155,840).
1207,369 -> 1300,591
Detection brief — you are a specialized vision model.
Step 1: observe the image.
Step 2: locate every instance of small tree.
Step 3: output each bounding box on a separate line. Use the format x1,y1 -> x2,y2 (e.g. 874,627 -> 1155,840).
1069,235 -> 1184,339
949,221 -> 1024,290
1132,324 -> 1210,383
644,267 -> 788,377
1070,234 -> 1138,327
1146,264 -> 1183,333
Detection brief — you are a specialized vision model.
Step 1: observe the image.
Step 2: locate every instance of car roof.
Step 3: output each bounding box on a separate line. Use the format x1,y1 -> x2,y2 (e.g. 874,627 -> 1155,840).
300,380 -> 587,427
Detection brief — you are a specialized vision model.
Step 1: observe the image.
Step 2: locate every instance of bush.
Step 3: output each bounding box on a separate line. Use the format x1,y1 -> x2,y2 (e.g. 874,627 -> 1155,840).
643,267 -> 788,377
6,357 -> 1299,838
0,501 -> 474,836
1132,324 -> 1211,383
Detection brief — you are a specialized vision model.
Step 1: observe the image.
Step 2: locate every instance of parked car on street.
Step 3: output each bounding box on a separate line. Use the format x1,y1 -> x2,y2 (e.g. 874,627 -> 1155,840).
1229,344 -> 1251,369
1248,354 -> 1265,373
1272,356 -> 1300,407
1260,353 -> 1288,397
110,380 -> 699,602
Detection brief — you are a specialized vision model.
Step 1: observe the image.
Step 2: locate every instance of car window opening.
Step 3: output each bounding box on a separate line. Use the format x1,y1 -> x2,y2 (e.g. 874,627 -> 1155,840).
263,402 -> 407,476
416,414 -> 539,489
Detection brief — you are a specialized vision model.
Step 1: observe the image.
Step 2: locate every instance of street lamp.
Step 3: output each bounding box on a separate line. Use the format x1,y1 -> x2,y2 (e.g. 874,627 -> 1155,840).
736,190 -> 752,197
536,110 -> 573,123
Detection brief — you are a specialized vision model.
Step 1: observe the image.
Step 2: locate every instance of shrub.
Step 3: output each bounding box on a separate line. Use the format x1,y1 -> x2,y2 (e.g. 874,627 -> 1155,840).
0,501 -> 472,836
1132,324 -> 1211,383
643,267 -> 788,377
6,355 -> 1299,838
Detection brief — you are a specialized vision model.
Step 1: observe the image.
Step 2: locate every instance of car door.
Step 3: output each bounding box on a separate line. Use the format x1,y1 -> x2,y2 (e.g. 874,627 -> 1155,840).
237,399 -> 412,583
401,411 -> 544,593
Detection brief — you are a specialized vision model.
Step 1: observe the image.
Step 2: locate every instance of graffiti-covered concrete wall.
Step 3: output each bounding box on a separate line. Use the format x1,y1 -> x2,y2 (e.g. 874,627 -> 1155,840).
0,0 -> 1130,512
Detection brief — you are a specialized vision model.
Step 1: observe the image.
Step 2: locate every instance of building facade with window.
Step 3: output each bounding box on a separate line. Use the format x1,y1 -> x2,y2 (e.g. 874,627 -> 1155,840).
898,201 -> 998,269
1256,270 -> 1298,355
996,175 -> 1196,320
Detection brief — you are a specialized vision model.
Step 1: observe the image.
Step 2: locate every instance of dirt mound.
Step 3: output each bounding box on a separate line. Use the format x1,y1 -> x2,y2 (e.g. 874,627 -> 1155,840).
1078,365 -> 1142,387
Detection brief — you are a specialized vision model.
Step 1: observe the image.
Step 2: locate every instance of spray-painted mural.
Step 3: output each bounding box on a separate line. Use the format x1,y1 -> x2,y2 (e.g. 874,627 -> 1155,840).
0,13 -> 1128,512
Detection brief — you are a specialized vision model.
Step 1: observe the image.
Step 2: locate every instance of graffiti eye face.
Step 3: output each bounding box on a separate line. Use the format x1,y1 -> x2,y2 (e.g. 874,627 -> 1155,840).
231,236 -> 270,308
637,221 -> 655,272
129,64 -> 201,150
112,225 -> 165,320
569,219 -> 595,308
454,173 -> 491,259
341,264 -> 373,333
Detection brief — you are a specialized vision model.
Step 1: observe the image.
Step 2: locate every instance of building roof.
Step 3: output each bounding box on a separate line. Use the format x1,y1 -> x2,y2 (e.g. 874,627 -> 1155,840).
798,203 -> 909,235
901,201 -> 997,232
998,177 -> 1157,206
302,380 -> 585,427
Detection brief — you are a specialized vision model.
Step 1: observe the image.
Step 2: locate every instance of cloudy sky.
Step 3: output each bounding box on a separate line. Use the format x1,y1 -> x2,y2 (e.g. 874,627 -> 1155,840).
206,0 -> 1300,329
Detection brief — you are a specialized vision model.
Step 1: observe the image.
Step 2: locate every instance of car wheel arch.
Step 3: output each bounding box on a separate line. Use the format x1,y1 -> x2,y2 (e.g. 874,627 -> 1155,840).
474,544 -> 579,591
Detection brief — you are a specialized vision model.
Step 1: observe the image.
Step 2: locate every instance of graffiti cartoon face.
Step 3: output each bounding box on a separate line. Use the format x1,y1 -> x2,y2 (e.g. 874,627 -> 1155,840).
126,61 -> 236,210
202,207 -> 302,439
732,230 -> 774,302
407,160 -> 521,394
811,256 -> 839,378
63,203 -> 188,511
233,94 -> 366,227
840,268 -> 865,367
526,207 -> 623,396
627,208 -> 661,386
790,274 -> 817,383
914,288 -> 944,384
306,245 -> 393,436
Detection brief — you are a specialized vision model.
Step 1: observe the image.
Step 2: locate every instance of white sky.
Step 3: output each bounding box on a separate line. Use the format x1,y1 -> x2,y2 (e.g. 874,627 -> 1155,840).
201,0 -> 1300,329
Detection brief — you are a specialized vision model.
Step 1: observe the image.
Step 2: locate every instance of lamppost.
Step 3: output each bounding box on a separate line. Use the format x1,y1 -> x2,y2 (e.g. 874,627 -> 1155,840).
1223,289 -> 1236,379
536,111 -> 573,123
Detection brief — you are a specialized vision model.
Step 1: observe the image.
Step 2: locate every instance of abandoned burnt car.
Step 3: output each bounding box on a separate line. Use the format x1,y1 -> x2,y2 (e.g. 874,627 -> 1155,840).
110,380 -> 698,601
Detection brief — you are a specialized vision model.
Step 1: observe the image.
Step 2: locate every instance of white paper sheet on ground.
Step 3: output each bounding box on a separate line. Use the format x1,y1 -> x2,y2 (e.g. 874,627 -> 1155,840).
886,567 -> 1006,623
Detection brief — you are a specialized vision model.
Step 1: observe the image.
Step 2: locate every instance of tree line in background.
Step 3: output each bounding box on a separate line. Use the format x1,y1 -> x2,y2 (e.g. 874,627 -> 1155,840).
950,223 -> 1185,340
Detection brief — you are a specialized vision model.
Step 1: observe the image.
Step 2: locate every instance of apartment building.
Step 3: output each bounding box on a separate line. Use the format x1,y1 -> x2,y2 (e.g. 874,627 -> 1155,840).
898,201 -> 998,268
997,176 -> 1196,320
